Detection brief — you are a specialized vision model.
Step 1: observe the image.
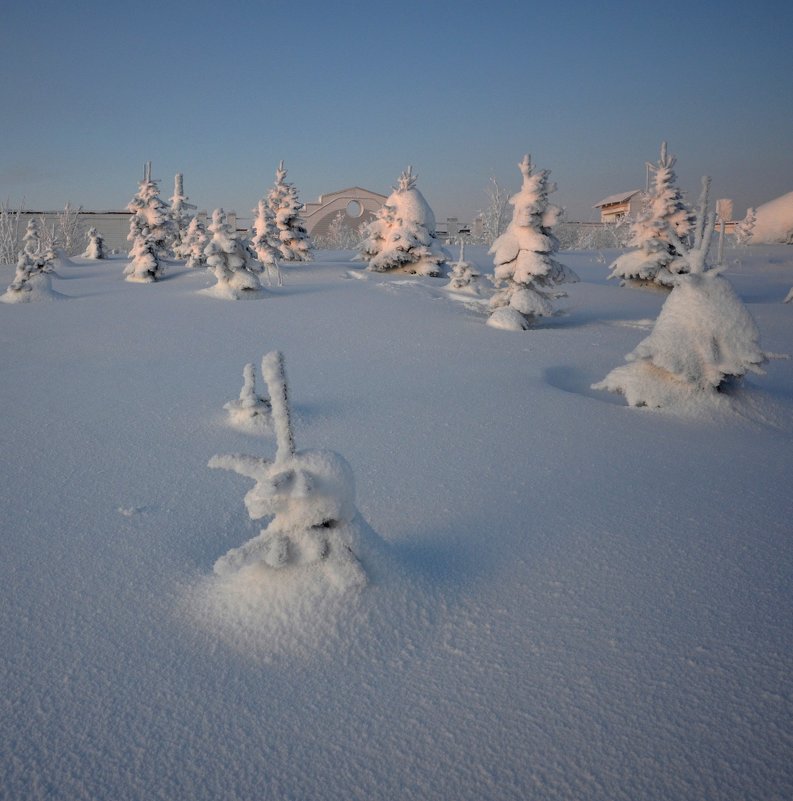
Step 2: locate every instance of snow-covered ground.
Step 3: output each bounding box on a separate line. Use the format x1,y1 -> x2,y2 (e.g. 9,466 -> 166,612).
1,246 -> 791,800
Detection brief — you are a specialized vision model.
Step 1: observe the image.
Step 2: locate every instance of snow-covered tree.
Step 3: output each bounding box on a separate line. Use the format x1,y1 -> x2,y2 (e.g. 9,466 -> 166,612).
22,218 -> 41,256
127,162 -> 175,258
358,166 -> 448,276
170,173 -> 196,257
487,154 -> 578,330
83,227 -> 106,259
224,362 -> 272,430
203,208 -> 264,298
251,199 -> 282,286
181,216 -> 209,269
734,207 -> 756,246
445,240 -> 482,294
1,250 -> 61,303
478,176 -> 511,245
56,203 -> 87,256
608,142 -> 695,287
209,350 -> 366,587
266,161 -> 313,262
593,177 -> 768,408
124,229 -> 162,283
315,210 -> 360,250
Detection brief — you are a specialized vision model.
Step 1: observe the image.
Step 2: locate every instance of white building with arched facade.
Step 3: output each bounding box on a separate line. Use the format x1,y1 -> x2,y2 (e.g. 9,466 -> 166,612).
302,187 -> 387,239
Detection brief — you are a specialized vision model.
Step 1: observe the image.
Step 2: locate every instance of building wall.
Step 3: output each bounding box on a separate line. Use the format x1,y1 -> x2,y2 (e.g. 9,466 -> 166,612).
302,188 -> 387,237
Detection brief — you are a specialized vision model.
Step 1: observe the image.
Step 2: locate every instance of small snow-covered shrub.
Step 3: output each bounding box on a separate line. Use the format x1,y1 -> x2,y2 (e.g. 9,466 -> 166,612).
1,251 -> 62,303
83,227 -> 106,259
487,154 -> 578,329
358,166 -> 448,276
224,363 -> 272,431
444,241 -> 482,295
209,351 -> 366,590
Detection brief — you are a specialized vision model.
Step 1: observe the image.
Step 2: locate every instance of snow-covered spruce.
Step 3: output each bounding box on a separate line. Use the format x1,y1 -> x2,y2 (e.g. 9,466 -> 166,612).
608,142 -> 694,288
593,177 -> 768,408
169,173 -> 197,258
445,241 -> 482,294
358,166 -> 448,276
1,250 -> 62,303
487,154 -> 578,330
266,161 -> 313,263
181,217 -> 209,269
209,351 -> 366,589
22,218 -> 42,256
251,199 -> 283,286
125,163 -> 174,282
83,227 -> 106,260
224,362 -> 272,431
202,209 -> 264,299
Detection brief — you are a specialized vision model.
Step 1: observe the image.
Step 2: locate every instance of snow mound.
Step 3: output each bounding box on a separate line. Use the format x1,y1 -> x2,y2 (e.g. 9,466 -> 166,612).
593,271 -> 767,408
486,306 -> 530,330
1,271 -> 64,303
751,191 -> 793,244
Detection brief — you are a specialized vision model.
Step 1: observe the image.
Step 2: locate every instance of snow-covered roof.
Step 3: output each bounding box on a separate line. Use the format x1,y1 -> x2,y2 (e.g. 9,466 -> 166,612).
593,190 -> 643,208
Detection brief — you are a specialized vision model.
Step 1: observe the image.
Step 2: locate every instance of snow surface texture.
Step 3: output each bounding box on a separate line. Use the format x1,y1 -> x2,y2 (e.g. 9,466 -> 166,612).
358,166 -> 448,276
1,247 -> 792,800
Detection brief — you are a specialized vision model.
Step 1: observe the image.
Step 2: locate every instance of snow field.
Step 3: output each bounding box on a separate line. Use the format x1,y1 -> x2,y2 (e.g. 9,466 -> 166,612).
1,247 -> 791,800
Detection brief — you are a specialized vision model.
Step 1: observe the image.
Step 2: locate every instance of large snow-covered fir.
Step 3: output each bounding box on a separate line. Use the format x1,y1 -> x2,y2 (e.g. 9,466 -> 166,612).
487,154 -> 578,330
358,166 -> 448,276
1,230 -> 792,801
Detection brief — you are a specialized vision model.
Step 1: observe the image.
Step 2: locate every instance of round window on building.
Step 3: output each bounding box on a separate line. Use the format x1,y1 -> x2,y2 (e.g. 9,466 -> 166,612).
346,200 -> 363,219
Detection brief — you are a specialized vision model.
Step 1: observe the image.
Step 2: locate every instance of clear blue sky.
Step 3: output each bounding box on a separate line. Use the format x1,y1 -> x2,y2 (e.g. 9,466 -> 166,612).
1,0 -> 791,223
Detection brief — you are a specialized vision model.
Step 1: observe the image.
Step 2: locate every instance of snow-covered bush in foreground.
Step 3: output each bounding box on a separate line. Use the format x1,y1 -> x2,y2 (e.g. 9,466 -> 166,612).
1,251 -> 62,303
83,227 -> 106,259
487,154 -> 578,330
202,209 -> 264,299
209,351 -> 366,591
608,142 -> 694,287
224,362 -> 272,431
358,166 -> 448,276
594,177 -> 768,408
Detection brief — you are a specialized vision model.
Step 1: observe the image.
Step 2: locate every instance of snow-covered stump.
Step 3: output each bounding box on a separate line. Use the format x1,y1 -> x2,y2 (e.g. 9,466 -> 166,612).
224,363 -> 272,431
1,251 -> 63,303
357,166 -> 448,277
593,177 -> 770,409
487,154 -> 578,330
209,351 -> 367,591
